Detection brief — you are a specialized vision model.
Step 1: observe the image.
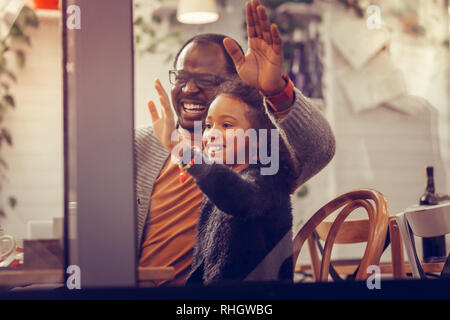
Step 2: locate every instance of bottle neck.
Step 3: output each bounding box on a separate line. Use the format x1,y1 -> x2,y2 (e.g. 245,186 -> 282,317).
426,177 -> 435,193
425,167 -> 435,194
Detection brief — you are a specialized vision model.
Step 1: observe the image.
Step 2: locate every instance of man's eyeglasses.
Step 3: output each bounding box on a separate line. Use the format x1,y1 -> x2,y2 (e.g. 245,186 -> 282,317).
169,70 -> 228,89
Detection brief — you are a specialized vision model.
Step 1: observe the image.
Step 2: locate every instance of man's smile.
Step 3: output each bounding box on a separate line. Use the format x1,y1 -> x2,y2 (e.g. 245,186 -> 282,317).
182,103 -> 207,114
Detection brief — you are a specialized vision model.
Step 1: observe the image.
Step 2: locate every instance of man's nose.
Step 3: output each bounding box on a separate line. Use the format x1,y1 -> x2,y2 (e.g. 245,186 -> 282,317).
182,78 -> 200,93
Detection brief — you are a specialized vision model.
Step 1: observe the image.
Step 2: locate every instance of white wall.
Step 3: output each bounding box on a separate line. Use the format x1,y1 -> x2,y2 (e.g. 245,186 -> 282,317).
1,12 -> 63,240
317,3 -> 450,262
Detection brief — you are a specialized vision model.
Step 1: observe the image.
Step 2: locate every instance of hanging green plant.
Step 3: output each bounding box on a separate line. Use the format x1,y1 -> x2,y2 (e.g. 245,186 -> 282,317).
0,5 -> 39,218
133,0 -> 185,64
133,0 -> 233,63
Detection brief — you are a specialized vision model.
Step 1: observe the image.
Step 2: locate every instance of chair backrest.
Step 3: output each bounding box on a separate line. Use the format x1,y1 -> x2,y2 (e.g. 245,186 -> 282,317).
293,189 -> 389,282
395,202 -> 450,279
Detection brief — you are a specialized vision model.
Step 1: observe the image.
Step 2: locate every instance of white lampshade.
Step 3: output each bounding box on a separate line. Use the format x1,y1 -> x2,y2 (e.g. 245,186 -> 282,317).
177,0 -> 219,24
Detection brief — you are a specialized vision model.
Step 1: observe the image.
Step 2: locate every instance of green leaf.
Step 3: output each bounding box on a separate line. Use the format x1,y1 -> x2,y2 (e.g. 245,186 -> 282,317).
0,157 -> 8,169
1,128 -> 12,146
146,43 -> 157,53
152,16 -> 161,24
0,102 -> 6,118
9,24 -> 31,46
5,70 -> 17,83
15,50 -> 26,69
296,185 -> 308,198
8,197 -> 17,209
16,5 -> 39,28
9,24 -> 24,38
0,56 -> 7,69
21,6 -> 40,28
0,41 -> 7,54
134,17 -> 144,26
4,95 -> 15,108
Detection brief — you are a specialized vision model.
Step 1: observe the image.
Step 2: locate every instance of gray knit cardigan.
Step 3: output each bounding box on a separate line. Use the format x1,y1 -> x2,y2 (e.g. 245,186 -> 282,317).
134,89 -> 336,260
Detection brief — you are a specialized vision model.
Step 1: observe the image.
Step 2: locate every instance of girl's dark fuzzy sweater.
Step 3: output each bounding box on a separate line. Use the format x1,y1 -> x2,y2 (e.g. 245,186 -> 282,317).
185,153 -> 294,285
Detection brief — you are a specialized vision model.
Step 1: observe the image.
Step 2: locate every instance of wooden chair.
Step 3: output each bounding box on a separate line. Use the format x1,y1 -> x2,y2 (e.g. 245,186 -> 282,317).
293,189 -> 389,282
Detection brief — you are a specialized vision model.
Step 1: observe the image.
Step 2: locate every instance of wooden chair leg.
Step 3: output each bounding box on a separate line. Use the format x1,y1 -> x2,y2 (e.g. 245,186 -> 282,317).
307,235 -> 321,281
389,217 -> 405,279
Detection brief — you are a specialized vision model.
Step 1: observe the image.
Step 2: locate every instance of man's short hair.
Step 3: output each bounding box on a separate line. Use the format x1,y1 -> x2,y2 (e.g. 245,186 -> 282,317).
173,33 -> 244,76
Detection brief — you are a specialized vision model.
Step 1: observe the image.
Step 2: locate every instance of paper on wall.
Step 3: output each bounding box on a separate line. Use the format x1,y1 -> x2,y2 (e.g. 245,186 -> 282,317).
337,50 -> 407,113
331,15 -> 390,70
381,94 -> 435,116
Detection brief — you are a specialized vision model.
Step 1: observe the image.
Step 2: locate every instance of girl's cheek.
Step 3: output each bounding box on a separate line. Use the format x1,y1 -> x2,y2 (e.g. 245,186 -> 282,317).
202,129 -> 211,146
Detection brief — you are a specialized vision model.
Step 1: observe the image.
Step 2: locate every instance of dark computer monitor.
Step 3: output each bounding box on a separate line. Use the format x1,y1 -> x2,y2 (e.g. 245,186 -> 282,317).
62,0 -> 137,288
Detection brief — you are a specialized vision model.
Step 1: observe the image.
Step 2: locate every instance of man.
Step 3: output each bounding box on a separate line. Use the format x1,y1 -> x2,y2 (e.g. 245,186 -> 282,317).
136,0 -> 335,286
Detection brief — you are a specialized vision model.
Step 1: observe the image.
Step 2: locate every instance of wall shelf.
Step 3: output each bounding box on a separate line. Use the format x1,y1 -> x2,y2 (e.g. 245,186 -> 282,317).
35,9 -> 61,20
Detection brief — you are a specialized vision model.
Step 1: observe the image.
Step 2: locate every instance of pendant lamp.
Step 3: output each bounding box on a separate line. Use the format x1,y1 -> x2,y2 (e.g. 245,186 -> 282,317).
177,0 -> 219,24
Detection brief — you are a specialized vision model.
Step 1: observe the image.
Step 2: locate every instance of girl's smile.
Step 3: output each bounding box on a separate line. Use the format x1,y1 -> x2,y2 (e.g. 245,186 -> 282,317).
203,94 -> 253,166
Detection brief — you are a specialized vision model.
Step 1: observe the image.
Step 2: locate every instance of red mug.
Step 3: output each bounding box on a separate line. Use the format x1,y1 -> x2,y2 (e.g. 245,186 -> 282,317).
33,0 -> 60,10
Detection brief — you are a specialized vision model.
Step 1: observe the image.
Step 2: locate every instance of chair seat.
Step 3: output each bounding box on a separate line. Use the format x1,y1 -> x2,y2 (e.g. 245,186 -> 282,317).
316,218 -> 370,244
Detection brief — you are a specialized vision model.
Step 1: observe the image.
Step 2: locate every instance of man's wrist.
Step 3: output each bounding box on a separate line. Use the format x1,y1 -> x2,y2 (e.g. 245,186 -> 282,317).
261,74 -> 295,113
262,77 -> 286,96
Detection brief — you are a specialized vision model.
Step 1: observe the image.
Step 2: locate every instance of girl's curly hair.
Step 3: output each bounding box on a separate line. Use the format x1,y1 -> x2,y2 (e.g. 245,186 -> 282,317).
212,77 -> 300,194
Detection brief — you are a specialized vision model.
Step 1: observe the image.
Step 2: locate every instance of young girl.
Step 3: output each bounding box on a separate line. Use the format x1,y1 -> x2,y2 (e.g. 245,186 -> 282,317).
148,78 -> 298,285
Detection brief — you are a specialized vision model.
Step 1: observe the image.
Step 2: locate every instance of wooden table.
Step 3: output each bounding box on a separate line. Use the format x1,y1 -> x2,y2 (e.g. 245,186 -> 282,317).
0,267 -> 175,289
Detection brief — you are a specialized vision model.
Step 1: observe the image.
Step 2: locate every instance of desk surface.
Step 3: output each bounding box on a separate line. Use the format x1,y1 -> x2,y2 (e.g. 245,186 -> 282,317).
0,267 -> 175,289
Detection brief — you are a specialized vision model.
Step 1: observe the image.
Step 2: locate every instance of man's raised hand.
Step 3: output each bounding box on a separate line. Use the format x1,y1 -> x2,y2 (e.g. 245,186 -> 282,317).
223,0 -> 285,96
147,79 -> 177,152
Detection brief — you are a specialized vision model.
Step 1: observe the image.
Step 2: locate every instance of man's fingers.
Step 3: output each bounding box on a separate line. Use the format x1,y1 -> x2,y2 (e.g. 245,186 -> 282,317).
246,2 -> 256,38
154,79 -> 173,115
147,100 -> 160,123
257,5 -> 272,45
251,0 -> 263,39
271,24 -> 282,55
223,37 -> 245,69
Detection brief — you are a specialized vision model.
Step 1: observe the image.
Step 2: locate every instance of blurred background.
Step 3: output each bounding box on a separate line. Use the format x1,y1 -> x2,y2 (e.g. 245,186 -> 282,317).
0,0 -> 449,268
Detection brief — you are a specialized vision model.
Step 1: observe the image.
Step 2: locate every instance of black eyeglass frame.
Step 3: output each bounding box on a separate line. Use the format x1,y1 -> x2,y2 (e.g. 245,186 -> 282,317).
169,70 -> 229,89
